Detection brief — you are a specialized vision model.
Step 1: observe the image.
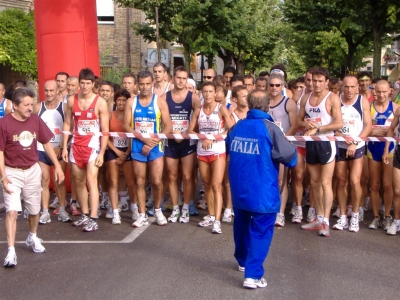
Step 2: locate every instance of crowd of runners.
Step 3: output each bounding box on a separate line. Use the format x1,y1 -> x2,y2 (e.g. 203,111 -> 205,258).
2,63 -> 400,268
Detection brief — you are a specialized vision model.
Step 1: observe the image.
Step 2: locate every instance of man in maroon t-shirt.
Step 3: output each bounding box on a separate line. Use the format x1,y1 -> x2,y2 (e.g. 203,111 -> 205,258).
0,88 -> 64,268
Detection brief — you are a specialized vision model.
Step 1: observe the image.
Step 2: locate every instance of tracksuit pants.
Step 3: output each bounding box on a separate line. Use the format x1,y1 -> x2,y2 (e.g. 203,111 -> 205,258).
233,207 -> 275,279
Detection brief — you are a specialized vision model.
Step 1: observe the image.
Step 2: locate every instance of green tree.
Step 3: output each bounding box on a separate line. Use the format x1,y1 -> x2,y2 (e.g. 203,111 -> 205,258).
0,9 -> 37,78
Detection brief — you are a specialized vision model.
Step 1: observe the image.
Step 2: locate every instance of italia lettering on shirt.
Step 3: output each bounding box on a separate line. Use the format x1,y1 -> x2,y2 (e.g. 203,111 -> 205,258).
230,137 -> 260,155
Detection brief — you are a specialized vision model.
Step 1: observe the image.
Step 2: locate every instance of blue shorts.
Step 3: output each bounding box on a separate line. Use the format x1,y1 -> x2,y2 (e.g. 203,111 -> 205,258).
336,147 -> 364,162
38,150 -> 62,166
306,141 -> 337,165
105,147 -> 132,162
367,142 -> 394,162
164,144 -> 196,159
131,150 -> 164,162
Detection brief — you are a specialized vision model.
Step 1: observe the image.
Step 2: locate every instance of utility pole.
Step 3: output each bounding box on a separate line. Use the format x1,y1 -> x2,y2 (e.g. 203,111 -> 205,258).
155,6 -> 161,62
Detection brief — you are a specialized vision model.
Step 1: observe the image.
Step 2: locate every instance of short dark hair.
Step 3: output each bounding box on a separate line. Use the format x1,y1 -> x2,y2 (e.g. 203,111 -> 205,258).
55,72 -> 70,80
296,77 -> 305,84
113,83 -> 121,92
247,89 -> 269,111
153,62 -> 167,72
230,75 -> 244,86
329,77 -> 339,85
243,75 -> 254,85
216,85 -> 228,97
122,72 -> 136,84
371,77 -> 380,84
305,67 -> 315,75
258,71 -> 270,77
79,68 -> 96,82
312,67 -> 330,81
288,79 -> 297,90
212,75 -> 225,86
137,70 -> 154,81
223,66 -> 237,75
12,87 -> 35,105
201,81 -> 216,91
173,66 -> 188,77
232,85 -> 247,99
114,89 -> 131,102
255,77 -> 268,84
99,80 -> 114,92
357,71 -> 373,81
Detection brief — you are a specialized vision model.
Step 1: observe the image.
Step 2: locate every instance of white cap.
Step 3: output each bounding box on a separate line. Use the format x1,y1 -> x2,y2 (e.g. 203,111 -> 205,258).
187,78 -> 196,89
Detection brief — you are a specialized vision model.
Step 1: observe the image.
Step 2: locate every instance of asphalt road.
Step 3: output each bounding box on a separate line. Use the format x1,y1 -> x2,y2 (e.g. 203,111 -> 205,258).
0,202 -> 399,300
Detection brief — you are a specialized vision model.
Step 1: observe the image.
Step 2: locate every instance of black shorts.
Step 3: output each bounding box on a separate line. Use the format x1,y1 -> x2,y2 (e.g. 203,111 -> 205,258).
306,141 -> 337,165
164,144 -> 196,159
38,150 -> 62,166
336,147 -> 364,162
104,147 -> 132,162
393,145 -> 400,170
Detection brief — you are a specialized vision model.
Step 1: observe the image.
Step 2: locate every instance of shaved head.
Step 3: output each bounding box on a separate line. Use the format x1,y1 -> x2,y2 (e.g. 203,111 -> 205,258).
376,79 -> 390,89
44,80 -> 57,90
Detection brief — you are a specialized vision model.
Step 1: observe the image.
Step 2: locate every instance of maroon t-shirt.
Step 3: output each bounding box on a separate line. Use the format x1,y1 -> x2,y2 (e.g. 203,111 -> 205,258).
0,113 -> 53,168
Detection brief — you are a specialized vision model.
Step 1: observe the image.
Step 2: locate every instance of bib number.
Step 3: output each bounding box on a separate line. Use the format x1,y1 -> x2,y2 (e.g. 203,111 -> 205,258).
172,120 -> 189,132
341,119 -> 356,135
135,122 -> 154,134
77,120 -> 96,133
113,136 -> 128,147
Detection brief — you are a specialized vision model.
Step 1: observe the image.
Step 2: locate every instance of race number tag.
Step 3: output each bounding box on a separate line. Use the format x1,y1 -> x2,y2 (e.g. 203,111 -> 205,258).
172,120 -> 189,132
113,136 -> 128,147
306,117 -> 322,126
77,120 -> 96,133
274,121 -> 283,131
50,127 -> 61,143
372,125 -> 389,130
135,122 -> 154,134
341,119 -> 356,135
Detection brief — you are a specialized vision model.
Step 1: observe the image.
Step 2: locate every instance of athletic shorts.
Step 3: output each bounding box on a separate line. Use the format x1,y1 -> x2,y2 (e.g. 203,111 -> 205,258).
38,150 -> 62,166
367,142 -> 394,162
104,147 -> 132,162
336,147 -> 364,162
297,146 -> 306,157
131,150 -> 164,162
393,145 -> 400,170
306,141 -> 337,165
197,153 -> 226,164
164,144 -> 196,159
3,163 -> 42,215
69,144 -> 99,168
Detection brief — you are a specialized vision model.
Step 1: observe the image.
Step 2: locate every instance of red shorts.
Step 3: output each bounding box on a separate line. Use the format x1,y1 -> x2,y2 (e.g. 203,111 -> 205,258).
297,146 -> 306,157
197,153 -> 226,164
70,144 -> 99,168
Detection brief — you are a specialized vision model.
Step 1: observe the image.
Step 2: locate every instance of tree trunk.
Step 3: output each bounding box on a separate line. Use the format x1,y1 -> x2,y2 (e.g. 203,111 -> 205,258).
236,60 -> 245,76
182,42 -> 191,71
372,19 -> 383,78
346,43 -> 356,73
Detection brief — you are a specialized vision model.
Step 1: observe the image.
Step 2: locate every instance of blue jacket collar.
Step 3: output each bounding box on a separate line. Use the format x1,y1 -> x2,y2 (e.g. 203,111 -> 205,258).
246,109 -> 274,122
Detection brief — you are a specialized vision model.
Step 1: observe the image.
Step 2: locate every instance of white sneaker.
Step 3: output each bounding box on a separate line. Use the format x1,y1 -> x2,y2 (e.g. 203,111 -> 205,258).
348,214 -> 359,232
197,199 -> 207,210
118,200 -> 129,212
333,217 -> 349,230
112,211 -> 121,225
222,209 -> 232,223
198,215 -> 214,227
274,213 -> 285,227
3,251 -> 17,268
23,209 -> 28,219
131,206 -> 139,221
382,216 -> 393,231
212,220 -> 222,234
332,207 -> 341,218
39,212 -> 51,224
363,197 -> 370,211
105,206 -> 113,219
179,208 -> 190,223
132,214 -> 149,228
291,208 -> 303,223
289,203 -> 296,216
155,208 -> 167,226
57,210 -> 72,223
387,220 -> 400,235
358,207 -> 364,222
243,278 -> 267,289
368,217 -> 381,229
25,235 -> 46,253
307,209 -> 316,223
49,197 -> 59,209
168,209 -> 180,223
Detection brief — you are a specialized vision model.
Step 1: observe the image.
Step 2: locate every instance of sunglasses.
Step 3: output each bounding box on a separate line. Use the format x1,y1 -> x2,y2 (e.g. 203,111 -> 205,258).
269,84 -> 282,88
203,76 -> 213,79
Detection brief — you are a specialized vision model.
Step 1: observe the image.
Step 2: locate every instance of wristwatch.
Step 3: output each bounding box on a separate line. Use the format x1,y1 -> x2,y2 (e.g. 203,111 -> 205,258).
353,141 -> 359,146
317,126 -> 320,133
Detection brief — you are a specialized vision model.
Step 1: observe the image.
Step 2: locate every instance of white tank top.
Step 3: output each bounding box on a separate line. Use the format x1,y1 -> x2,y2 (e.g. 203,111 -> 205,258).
269,97 -> 291,133
305,91 -> 333,136
339,95 -> 364,149
37,101 -> 65,151
197,103 -> 225,156
232,111 -> 240,123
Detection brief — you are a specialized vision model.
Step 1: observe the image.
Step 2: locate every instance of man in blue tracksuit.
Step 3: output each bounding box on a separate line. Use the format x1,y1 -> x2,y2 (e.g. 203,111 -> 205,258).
226,89 -> 297,289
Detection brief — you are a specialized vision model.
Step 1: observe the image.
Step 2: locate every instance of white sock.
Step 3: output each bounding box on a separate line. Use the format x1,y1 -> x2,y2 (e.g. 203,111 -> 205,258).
225,208 -> 232,215
296,206 -> 302,210
323,218 -> 329,226
8,247 -> 15,254
183,203 -> 189,210
113,209 -> 119,215
173,205 -> 179,211
43,208 -> 48,214
29,232 -> 36,238
210,215 -> 216,221
340,215 -> 347,220
59,206 -> 65,212
131,203 -> 138,209
317,215 -> 323,223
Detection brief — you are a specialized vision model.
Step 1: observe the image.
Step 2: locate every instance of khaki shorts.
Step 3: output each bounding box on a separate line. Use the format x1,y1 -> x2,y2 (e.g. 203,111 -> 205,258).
4,163 -> 42,215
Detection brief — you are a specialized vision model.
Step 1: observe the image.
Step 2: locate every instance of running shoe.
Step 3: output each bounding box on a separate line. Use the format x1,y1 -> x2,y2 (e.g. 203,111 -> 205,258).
301,219 -> 321,230
155,209 -> 167,226
132,214 -> 149,228
97,207 -> 102,218
70,202 -> 81,216
112,212 -> 121,225
319,222 -> 330,237
379,203 -> 385,217
118,199 -> 129,212
39,212 -> 51,224
49,197 -> 59,209
105,206 -> 113,219
53,206 -> 60,215
363,197 -> 370,212
368,217 -> 381,229
82,219 -> 99,232
145,194 -> 154,208
189,204 -> 199,216
289,203 -> 296,216
3,252 -> 17,268
382,216 -> 393,231
26,235 -> 46,253
198,215 -> 214,227
222,209 -> 232,223
23,209 -> 28,219
99,195 -> 109,210
332,207 -> 341,218
147,203 -> 165,216
358,207 -> 364,222
387,219 -> 400,235
73,215 -> 90,227
58,211 -> 72,223
179,208 -> 190,223
291,209 -> 303,224
274,213 -> 285,227
333,218 -> 349,230
131,206 -> 139,221
306,209 -> 316,223
212,220 -> 222,234
197,199 -> 207,210
348,214 -> 359,232
243,278 -> 267,289
168,209 -> 180,223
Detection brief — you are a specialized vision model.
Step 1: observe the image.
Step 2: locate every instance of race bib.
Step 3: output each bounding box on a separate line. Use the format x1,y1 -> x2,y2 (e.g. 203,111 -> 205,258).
341,119 -> 356,135
77,120 -> 96,133
113,136 -> 128,148
274,121 -> 283,131
372,125 -> 389,130
50,127 -> 61,143
135,121 -> 154,134
172,120 -> 189,132
306,117 -> 322,126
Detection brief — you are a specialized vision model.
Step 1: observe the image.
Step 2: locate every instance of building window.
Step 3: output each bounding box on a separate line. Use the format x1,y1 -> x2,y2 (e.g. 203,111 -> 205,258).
96,0 -> 114,24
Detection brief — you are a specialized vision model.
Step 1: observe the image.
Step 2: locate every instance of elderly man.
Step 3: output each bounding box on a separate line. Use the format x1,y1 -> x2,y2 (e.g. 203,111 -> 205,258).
227,89 -> 297,289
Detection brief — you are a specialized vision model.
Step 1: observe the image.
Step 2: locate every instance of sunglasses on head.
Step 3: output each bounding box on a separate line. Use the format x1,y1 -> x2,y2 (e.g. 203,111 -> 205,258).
269,84 -> 282,87
203,76 -> 213,79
